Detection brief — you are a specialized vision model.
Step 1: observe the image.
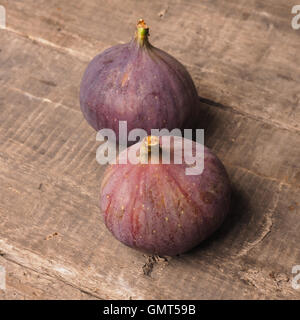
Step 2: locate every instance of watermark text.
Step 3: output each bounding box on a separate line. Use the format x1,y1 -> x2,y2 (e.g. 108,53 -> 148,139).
291,5 -> 300,30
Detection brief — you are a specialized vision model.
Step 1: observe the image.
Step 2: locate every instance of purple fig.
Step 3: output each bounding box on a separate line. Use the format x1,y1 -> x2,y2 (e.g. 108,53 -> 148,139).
100,136 -> 231,256
80,20 -> 199,142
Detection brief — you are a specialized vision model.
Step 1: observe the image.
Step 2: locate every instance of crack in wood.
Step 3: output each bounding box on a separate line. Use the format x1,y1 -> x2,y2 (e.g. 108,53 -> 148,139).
6,86 -> 80,114
4,26 -> 91,62
142,255 -> 169,277
199,97 -> 300,135
237,182 -> 283,257
0,238 -> 141,299
0,240 -> 102,299
225,164 -> 299,190
239,267 -> 293,297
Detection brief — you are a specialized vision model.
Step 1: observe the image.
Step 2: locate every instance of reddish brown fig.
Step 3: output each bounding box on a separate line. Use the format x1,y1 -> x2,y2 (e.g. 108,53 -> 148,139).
80,20 -> 199,142
100,136 -> 231,256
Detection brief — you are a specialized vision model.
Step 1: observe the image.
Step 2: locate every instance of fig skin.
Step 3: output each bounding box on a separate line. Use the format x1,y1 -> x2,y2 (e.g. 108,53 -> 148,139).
80,20 -> 199,142
100,136 -> 231,256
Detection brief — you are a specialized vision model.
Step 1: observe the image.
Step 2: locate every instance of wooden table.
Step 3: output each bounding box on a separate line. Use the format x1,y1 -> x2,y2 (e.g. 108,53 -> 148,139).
0,0 -> 299,300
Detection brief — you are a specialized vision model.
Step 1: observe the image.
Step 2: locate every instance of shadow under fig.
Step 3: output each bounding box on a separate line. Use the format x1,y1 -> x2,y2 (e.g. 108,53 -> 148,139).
187,97 -> 224,143
178,97 -> 251,258
188,183 -> 250,257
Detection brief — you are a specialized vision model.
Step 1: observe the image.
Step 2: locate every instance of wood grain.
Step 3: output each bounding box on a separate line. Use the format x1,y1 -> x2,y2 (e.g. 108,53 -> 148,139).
0,256 -> 97,300
0,0 -> 299,299
2,0 -> 300,131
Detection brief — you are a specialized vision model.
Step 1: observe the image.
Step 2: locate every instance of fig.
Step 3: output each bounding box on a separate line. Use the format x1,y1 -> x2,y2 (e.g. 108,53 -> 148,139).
100,136 -> 231,256
80,20 -> 199,143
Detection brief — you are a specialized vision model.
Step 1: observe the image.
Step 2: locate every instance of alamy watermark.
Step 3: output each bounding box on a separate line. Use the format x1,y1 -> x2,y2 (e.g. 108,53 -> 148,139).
0,265 -> 5,291
292,265 -> 300,290
291,5 -> 300,30
0,5 -> 6,29
95,122 -> 205,175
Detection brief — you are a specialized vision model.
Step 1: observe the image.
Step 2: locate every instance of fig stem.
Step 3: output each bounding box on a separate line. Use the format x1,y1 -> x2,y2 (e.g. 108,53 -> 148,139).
136,19 -> 150,47
140,136 -> 160,163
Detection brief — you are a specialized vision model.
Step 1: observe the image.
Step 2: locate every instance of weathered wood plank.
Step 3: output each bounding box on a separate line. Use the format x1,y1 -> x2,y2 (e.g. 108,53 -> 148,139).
0,28 -> 299,299
0,0 -> 300,299
0,256 -> 98,300
0,31 -> 299,187
241,184 -> 300,286
0,139 -> 298,299
1,0 -> 300,131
